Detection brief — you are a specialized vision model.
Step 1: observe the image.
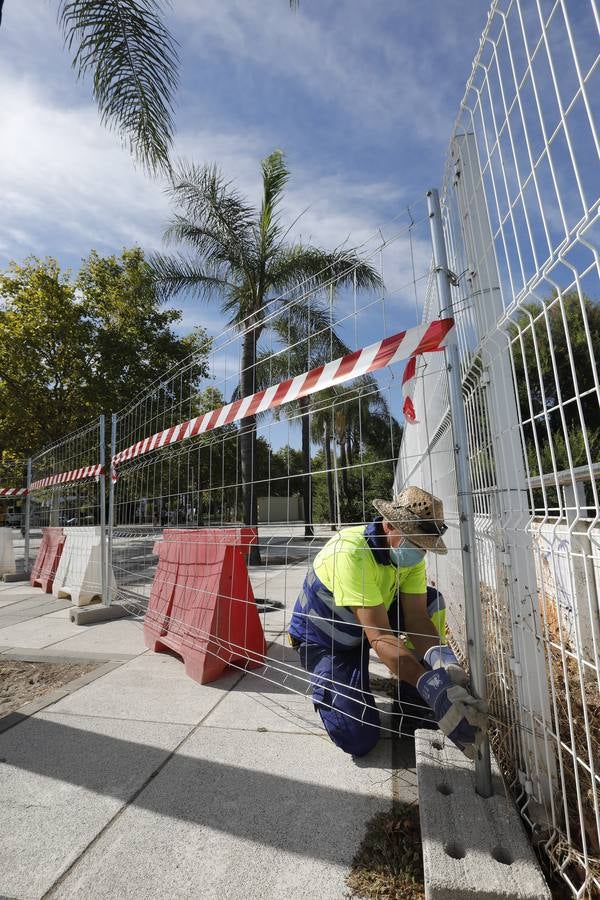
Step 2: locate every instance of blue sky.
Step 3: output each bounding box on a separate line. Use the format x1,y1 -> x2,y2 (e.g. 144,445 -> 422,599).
0,0 -> 491,345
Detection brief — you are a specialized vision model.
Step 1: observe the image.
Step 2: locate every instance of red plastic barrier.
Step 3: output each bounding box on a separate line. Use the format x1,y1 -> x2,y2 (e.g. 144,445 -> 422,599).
30,527 -> 65,593
145,528 -> 266,684
167,527 -> 257,558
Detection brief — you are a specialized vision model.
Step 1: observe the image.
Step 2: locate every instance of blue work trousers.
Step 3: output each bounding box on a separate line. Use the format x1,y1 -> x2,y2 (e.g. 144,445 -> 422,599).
296,595 -> 433,756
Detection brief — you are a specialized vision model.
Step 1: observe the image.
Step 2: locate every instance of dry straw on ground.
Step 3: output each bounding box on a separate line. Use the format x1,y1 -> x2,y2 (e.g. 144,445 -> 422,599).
346,802 -> 425,900
0,660 -> 98,717
539,596 -> 600,893
477,581 -> 600,896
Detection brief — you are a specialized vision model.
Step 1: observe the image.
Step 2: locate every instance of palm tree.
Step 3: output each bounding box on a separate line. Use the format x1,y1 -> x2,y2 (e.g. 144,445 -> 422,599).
311,378 -> 399,526
0,2 -> 302,171
58,1 -> 179,173
151,150 -> 382,562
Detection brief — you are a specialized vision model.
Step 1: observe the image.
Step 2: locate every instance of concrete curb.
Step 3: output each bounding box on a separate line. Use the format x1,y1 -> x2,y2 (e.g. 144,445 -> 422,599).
0,647 -> 136,662
415,729 -> 551,899
2,571 -> 31,583
69,603 -> 130,625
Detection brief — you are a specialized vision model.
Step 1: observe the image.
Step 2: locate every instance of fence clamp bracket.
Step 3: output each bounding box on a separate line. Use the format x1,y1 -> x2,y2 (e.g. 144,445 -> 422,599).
434,265 -> 460,286
518,770 -> 534,795
509,657 -> 522,677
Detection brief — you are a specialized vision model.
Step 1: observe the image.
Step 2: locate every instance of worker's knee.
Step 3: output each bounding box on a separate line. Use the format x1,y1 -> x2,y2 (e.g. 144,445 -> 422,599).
317,705 -> 380,756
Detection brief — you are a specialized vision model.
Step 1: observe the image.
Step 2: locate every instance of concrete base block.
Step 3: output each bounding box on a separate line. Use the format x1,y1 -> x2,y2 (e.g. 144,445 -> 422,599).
2,571 -> 30,583
415,729 -> 550,899
70,603 -> 130,626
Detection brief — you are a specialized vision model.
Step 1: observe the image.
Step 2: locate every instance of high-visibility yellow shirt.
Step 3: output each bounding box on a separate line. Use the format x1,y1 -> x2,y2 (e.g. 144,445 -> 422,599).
313,525 -> 427,608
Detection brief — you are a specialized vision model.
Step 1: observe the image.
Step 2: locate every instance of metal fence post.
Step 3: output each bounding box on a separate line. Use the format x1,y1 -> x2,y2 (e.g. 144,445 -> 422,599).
427,187 -> 493,798
99,415 -> 108,606
23,458 -> 32,573
451,132 -> 556,810
106,413 -> 116,605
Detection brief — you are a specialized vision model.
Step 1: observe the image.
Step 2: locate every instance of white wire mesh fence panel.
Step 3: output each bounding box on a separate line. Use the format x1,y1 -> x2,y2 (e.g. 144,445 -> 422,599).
109,208 -> 463,738
398,1 -> 599,894
0,456 -> 28,574
29,417 -> 107,604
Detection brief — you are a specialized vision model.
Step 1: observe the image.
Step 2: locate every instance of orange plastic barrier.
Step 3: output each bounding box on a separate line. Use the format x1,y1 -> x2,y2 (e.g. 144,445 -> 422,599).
30,527 -> 66,593
144,528 -> 266,684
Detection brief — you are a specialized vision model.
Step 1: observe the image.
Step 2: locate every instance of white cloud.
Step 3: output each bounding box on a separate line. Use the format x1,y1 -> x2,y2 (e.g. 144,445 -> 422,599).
0,0 -> 436,341
0,66 -> 429,285
174,0 -> 455,142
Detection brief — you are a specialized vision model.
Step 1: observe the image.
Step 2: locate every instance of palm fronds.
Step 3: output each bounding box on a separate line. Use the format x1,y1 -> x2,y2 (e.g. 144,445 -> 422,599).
149,252 -> 233,303
161,161 -> 257,293
58,0 -> 179,173
267,244 -> 383,296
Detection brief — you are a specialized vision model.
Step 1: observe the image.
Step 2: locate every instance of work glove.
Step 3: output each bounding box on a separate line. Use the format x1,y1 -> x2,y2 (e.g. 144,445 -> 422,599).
417,649 -> 488,760
423,644 -> 469,687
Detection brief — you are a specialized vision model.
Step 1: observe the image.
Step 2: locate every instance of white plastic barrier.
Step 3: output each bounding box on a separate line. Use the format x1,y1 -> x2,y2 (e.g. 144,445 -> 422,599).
0,529 -> 16,576
52,526 -> 113,606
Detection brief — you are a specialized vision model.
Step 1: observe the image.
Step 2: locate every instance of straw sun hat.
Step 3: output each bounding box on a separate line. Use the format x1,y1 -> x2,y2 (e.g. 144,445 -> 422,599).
372,486 -> 448,555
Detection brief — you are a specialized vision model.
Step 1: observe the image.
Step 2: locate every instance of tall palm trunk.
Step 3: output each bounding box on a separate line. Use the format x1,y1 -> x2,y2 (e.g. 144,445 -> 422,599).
299,395 -> 313,538
323,417 -> 336,530
240,327 -> 261,564
340,437 -> 350,501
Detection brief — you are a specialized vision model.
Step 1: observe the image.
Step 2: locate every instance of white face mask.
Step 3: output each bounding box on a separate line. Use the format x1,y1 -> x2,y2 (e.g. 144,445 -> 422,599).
389,542 -> 426,567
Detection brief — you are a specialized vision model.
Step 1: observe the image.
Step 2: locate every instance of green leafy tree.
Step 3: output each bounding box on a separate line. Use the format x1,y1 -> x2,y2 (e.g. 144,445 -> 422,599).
0,251 -> 203,456
151,150 -> 382,560
311,382 -> 402,527
509,292 -> 600,477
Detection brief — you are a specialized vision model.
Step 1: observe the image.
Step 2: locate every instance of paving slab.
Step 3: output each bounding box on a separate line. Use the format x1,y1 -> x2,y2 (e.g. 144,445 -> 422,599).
0,615 -> 82,648
0,711 -> 192,899
0,595 -> 34,607
0,583 -> 39,596
202,645 -> 326,735
0,601 -> 72,626
50,617 -> 147,656
249,565 -> 305,609
0,596 -> 68,612
203,642 -> 395,739
48,650 -> 241,725
53,727 -> 400,900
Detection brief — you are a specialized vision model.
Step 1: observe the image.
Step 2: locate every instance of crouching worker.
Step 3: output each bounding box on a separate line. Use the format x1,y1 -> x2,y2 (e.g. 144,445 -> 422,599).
288,487 -> 487,758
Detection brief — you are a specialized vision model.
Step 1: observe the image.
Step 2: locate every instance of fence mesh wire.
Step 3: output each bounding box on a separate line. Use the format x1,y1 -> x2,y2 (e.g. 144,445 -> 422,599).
0,455 -> 28,575
398,1 -> 599,894
13,1 -> 598,893
109,209 -> 461,739
28,417 -> 105,600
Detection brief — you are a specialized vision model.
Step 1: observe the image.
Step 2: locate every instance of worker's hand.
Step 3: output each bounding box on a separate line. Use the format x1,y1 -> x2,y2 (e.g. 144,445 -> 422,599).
416,668 -> 488,760
423,644 -> 469,687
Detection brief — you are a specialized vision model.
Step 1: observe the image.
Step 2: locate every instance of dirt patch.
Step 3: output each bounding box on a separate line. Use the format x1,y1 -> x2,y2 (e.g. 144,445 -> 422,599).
346,802 -> 425,900
0,660 -> 99,717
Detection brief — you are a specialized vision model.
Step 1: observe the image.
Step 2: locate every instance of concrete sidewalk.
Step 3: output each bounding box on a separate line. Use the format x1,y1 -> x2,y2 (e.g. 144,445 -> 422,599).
0,582 -> 416,900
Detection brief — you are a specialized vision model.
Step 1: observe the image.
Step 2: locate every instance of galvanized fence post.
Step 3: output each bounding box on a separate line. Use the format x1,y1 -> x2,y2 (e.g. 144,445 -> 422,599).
99,415 -> 108,605
427,187 -> 492,798
106,413 -> 117,605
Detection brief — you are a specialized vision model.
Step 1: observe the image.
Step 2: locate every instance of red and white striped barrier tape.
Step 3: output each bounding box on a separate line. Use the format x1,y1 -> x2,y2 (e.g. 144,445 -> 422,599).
112,318 -> 455,474
402,356 -> 419,424
0,487 -> 29,497
29,464 -> 104,491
